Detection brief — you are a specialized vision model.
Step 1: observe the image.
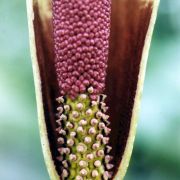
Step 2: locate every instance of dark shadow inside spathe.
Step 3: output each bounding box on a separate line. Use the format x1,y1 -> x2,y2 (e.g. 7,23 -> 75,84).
106,0 -> 153,176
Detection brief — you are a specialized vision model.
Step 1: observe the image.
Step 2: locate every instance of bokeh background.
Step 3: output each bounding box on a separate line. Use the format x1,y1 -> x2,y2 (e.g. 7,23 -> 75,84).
0,0 -> 180,180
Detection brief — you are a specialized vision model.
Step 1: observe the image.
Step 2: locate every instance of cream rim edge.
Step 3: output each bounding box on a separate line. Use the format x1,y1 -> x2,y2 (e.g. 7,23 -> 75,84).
26,0 -> 59,179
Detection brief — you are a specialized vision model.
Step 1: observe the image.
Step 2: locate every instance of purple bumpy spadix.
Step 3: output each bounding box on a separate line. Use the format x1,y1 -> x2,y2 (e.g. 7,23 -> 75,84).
53,0 -> 111,100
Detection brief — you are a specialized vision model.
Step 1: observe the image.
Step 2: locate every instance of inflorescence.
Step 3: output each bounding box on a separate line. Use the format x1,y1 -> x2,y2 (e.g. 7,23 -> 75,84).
52,0 -> 112,179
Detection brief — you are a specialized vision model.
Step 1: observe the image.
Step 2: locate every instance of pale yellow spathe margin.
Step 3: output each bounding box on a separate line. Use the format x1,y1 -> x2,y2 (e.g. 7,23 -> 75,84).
114,0 -> 160,179
26,0 -> 59,179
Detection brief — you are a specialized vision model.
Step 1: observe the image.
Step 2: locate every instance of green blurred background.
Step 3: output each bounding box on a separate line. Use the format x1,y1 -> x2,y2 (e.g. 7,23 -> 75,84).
0,1 -> 179,180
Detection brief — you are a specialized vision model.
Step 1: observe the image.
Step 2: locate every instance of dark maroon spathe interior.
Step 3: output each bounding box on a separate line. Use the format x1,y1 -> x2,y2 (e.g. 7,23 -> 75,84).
32,0 -> 153,178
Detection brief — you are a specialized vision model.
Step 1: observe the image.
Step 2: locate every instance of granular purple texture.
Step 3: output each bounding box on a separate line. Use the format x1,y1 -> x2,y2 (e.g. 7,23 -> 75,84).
53,0 -> 111,100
